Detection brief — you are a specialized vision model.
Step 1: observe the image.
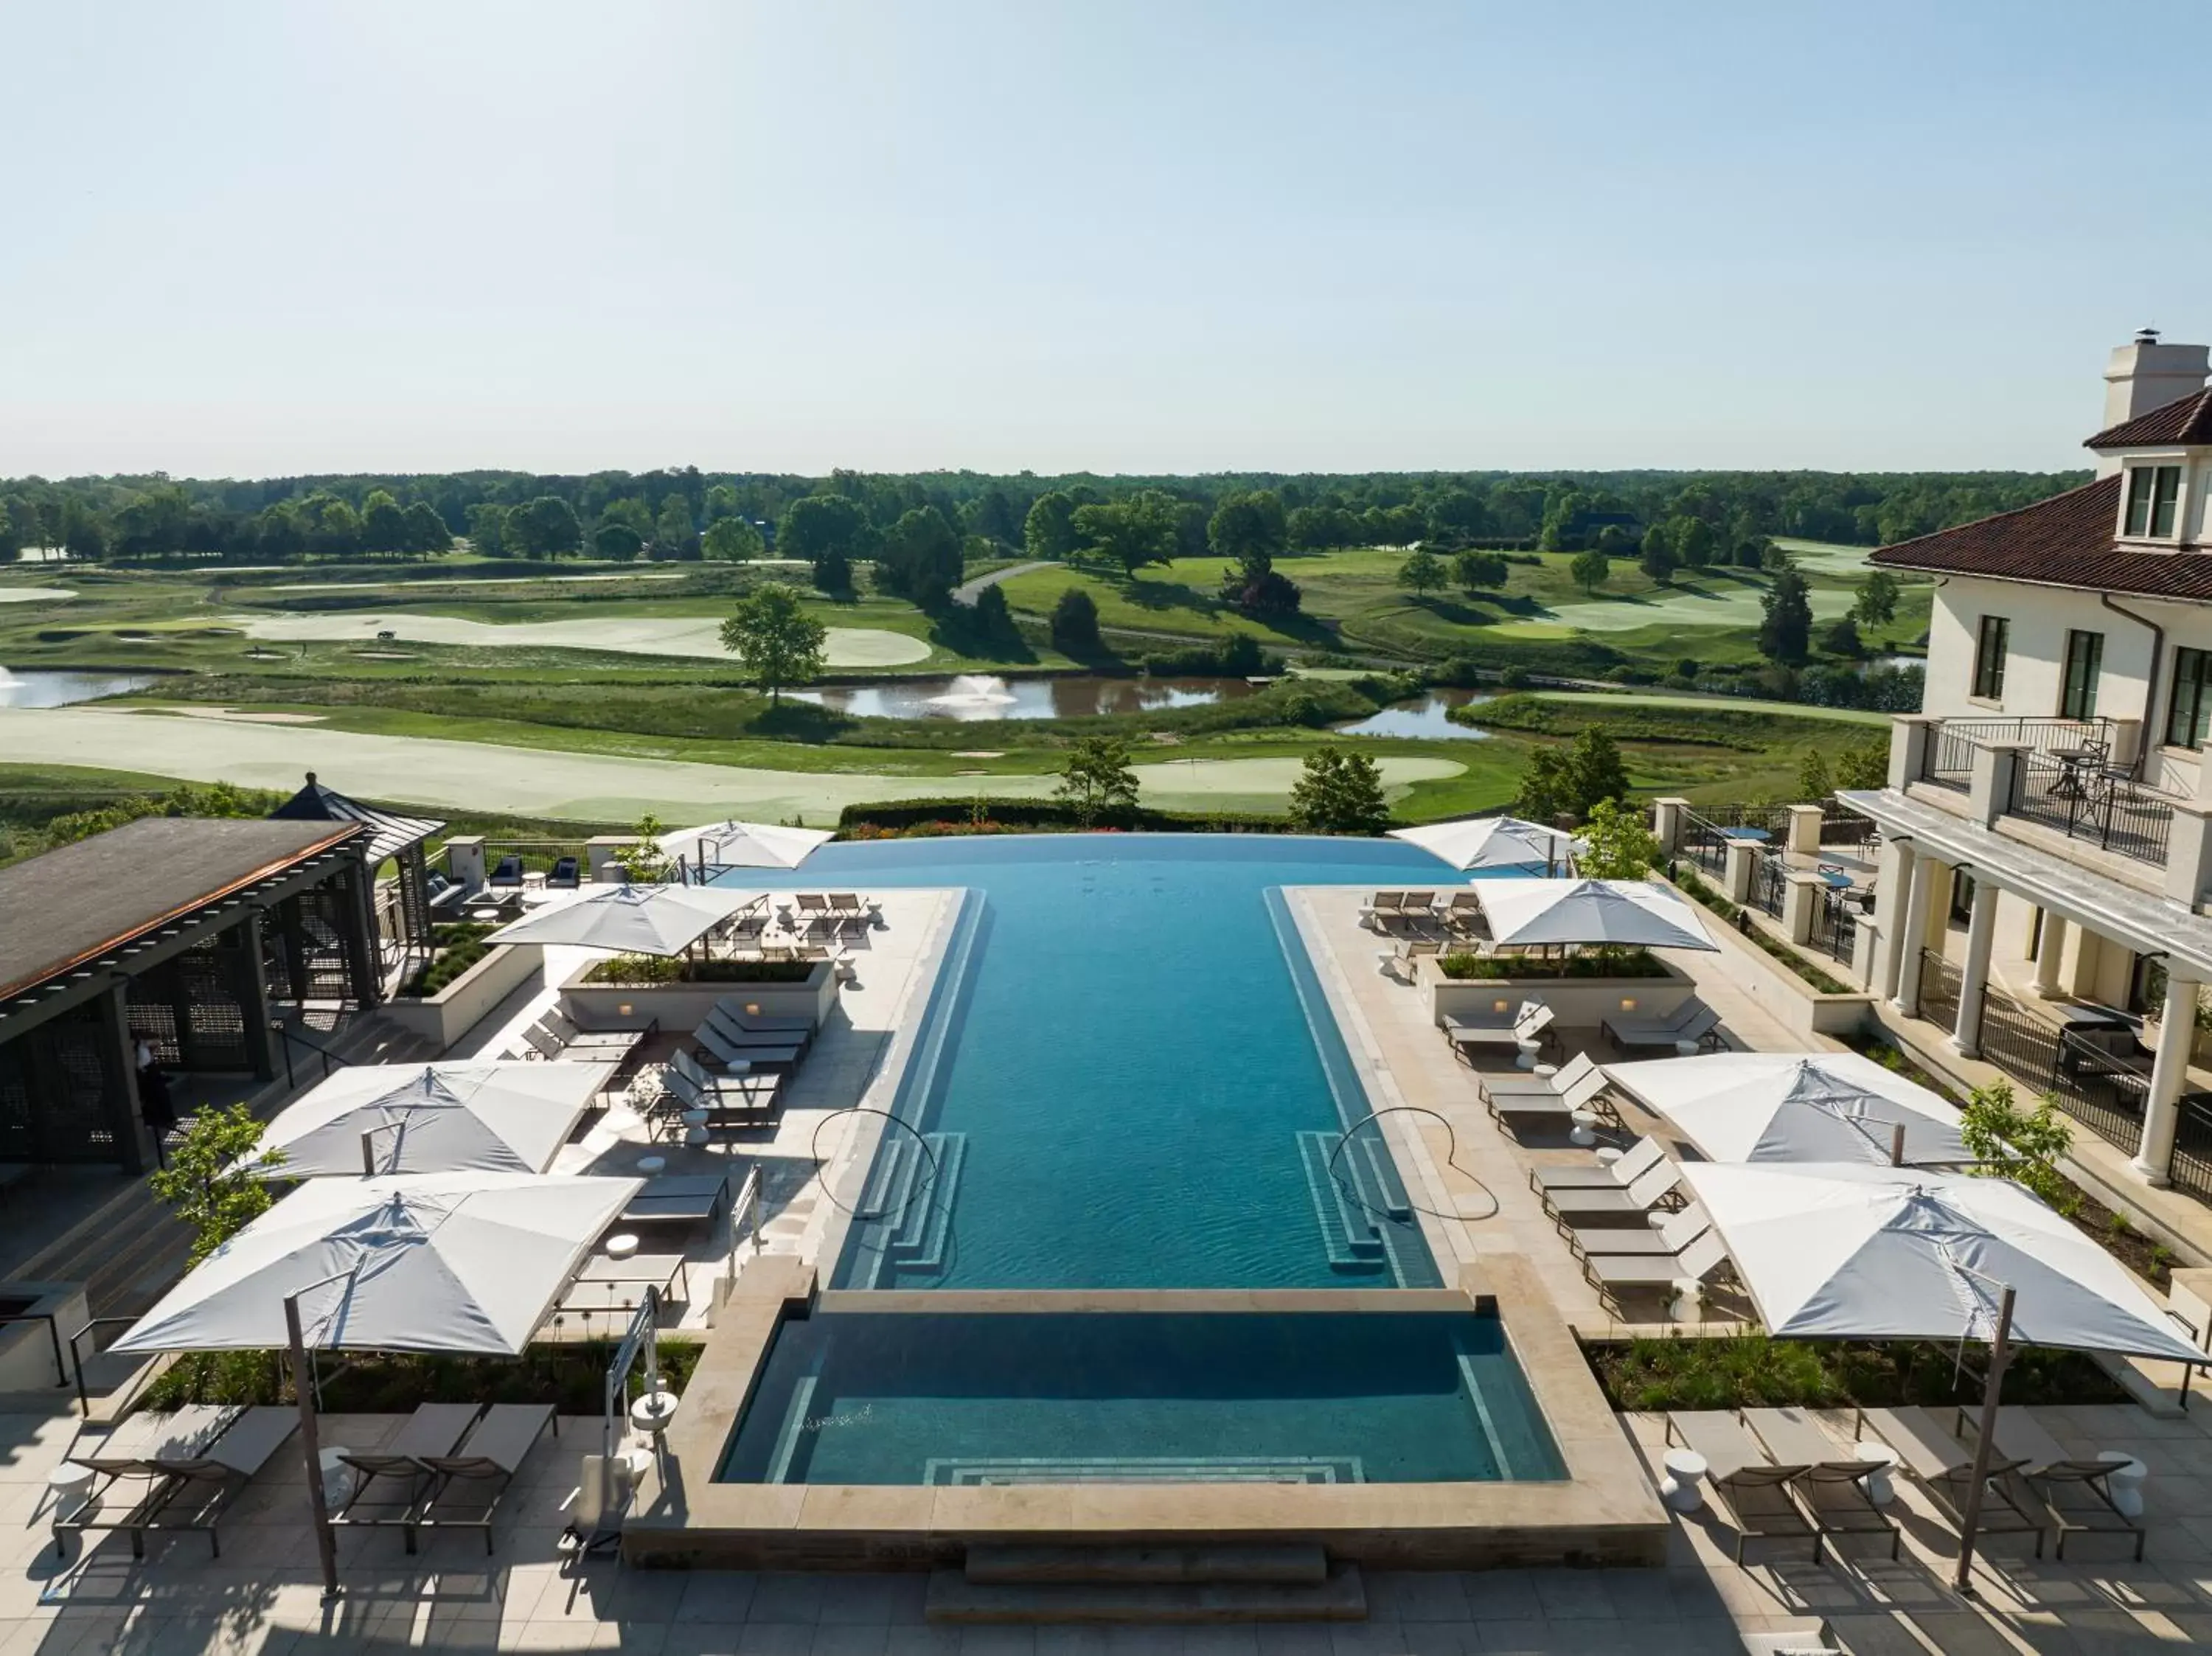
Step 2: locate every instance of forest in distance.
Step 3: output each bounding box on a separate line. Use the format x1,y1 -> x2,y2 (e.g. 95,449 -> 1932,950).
0,463 -> 2085,571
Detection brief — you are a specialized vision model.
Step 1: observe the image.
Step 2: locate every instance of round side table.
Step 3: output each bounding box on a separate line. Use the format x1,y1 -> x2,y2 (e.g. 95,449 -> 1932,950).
1667,1277 -> 1702,1324
47,1462 -> 94,1522
1674,1037 -> 1702,1057
318,1448 -> 356,1508
2097,1451 -> 2148,1519
1659,1447 -> 1708,1512
636,1155 -> 667,1176
604,1233 -> 640,1261
1595,1146 -> 1627,1166
1515,1039 -> 1544,1071
1569,1108 -> 1601,1148
1854,1441 -> 1900,1506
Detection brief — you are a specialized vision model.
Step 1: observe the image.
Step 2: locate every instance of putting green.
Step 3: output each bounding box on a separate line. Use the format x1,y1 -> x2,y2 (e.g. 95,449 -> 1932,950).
1528,691 -> 1891,726
216,610 -> 933,667
0,707 -> 1464,826
1492,584 -> 1856,637
0,586 -> 76,603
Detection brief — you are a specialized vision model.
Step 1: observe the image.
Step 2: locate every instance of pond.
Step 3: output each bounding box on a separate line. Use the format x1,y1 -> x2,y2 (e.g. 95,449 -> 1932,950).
1336,690 -> 1492,741
0,668 -> 153,708
787,673 -> 1260,722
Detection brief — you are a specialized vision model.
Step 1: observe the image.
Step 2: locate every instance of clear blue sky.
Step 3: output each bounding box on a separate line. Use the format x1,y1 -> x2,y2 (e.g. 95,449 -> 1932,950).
4,1 -> 2205,479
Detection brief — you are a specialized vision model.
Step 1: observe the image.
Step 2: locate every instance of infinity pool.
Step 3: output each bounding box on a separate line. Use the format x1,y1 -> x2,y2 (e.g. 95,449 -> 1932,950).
717,1310 -> 1567,1486
787,835 -> 1472,1290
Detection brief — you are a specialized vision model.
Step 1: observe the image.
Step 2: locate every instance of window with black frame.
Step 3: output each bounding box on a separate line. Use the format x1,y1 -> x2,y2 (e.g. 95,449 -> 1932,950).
2060,630 -> 2103,720
2168,647 -> 2212,750
2124,464 -> 2183,539
1972,615 -> 2008,700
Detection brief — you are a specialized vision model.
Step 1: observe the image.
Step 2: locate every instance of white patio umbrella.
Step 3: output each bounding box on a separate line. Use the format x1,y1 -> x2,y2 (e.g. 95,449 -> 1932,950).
1477,877 -> 1717,952
113,1171 -> 641,1357
1605,1051 -> 1971,1168
659,818 -> 833,873
1679,1160 -> 2202,1362
484,880 -> 761,956
254,1061 -> 615,1179
1389,817 -> 1584,873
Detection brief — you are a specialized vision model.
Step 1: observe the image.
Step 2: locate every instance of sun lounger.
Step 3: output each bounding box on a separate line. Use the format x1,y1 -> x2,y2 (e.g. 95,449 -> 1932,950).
1488,1061 -> 1613,1135
1668,1410 -> 1820,1563
1564,1192 -> 1706,1259
335,1402 -> 483,1543
622,1173 -> 732,1231
1965,1407 -> 2143,1561
1745,1407 -> 1900,1561
694,1021 -> 802,1073
1603,1000 -> 1721,1054
1484,1051 -> 1599,1099
1856,1406 -> 2045,1556
417,1404 -> 557,1554
1359,891 -> 1406,927
1585,1228 -> 1731,1312
1444,999 -> 1554,1061
1542,1156 -> 1681,1226
660,1060 -> 781,1127
1439,891 -> 1485,933
539,1008 -> 647,1062
1533,1131 -> 1664,1196
704,1003 -> 812,1053
59,1405 -> 298,1560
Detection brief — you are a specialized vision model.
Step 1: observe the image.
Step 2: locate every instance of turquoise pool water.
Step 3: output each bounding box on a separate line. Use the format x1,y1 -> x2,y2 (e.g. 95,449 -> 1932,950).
716,1310 -> 1568,1485
792,835 -> 1472,1290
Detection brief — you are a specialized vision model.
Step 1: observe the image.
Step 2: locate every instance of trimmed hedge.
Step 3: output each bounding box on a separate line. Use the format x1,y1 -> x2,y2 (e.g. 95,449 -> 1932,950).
398,922 -> 497,998
835,798 -> 1293,837
583,956 -> 815,985
145,1338 -> 704,1413
1588,1334 -> 2126,1413
1437,950 -> 1671,981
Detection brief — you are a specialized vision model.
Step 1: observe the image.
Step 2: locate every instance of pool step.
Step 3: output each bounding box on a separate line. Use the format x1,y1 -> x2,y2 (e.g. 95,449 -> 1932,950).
926,1563 -> 1366,1624
965,1543 -> 1328,1585
1298,1130 -> 1413,1274
851,1132 -> 967,1286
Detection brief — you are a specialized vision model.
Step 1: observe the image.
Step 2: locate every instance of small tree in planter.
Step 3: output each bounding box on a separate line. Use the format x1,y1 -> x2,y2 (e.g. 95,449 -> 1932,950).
1958,1079 -> 2074,1211
150,1103 -> 285,1266
613,811 -> 677,884
1576,798 -> 1659,880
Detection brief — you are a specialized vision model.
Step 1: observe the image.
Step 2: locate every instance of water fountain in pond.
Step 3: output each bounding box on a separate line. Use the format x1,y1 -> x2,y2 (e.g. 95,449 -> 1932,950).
925,673 -> 1020,711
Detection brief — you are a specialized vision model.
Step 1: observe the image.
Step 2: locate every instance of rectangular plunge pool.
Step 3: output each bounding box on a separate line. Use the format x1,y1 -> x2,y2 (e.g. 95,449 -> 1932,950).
717,1310 -> 1567,1486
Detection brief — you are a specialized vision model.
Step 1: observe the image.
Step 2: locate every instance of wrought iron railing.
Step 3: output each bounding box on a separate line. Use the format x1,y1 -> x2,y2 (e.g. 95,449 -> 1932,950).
2008,755 -> 2175,870
1682,812 -> 1732,879
1750,854 -> 1787,919
1806,888 -> 1858,964
1921,714 -> 2112,793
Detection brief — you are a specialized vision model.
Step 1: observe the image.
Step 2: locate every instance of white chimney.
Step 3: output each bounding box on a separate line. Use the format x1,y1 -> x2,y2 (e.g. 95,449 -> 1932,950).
2095,330 -> 2209,476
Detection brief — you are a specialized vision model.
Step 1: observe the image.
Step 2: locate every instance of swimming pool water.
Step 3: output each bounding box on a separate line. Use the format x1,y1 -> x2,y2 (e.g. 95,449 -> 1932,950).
717,1310 -> 1568,1485
793,835 -> 1472,1290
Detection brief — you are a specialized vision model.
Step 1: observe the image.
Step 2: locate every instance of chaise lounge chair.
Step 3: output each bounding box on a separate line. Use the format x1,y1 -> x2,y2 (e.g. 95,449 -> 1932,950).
1563,1190 -> 1708,1259
60,1405 -> 299,1560
1532,1127 -> 1664,1195
694,1020 -> 803,1074
711,995 -> 813,1035
1584,1226 -> 1732,1312
416,1404 -> 557,1555
1745,1407 -> 1901,1561
334,1402 -> 484,1548
1542,1155 -> 1683,1228
1603,1000 -> 1721,1055
1667,1410 -> 1821,1563
703,1003 -> 813,1054
1965,1406 -> 2143,1562
1488,1057 -> 1614,1136
1855,1406 -> 2046,1556
1443,999 -> 1555,1064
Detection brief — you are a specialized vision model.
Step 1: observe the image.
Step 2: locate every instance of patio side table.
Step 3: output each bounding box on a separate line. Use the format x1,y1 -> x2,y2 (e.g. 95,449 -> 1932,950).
1660,1448 -> 1708,1512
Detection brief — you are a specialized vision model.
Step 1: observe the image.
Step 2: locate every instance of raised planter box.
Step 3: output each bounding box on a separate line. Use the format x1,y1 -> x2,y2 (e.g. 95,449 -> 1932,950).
559,959 -> 840,1034
1682,894 -> 1877,1041
1419,958 -> 1697,1032
383,943 -> 542,1049
0,1281 -> 88,1393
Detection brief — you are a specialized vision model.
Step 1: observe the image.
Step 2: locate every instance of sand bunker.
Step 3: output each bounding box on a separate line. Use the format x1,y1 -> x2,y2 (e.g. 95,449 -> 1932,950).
0,586 -> 75,603
0,707 -> 1461,825
221,611 -> 933,667
137,706 -> 329,725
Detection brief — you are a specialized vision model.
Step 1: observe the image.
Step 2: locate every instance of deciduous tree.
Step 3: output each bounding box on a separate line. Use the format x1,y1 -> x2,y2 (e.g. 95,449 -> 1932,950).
878,505 -> 964,607
1852,571 -> 1900,627
1397,548 -> 1446,596
720,582 -> 827,702
1023,491 -> 1079,561
150,1104 -> 283,1266
1056,736 -> 1138,824
1453,550 -> 1509,592
702,517 -> 765,562
1759,569 -> 1815,665
1569,548 -> 1610,595
1287,748 -> 1391,835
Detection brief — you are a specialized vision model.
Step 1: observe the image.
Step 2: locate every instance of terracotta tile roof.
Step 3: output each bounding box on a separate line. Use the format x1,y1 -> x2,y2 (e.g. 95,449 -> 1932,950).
2086,387 -> 2212,448
1869,474 -> 2212,601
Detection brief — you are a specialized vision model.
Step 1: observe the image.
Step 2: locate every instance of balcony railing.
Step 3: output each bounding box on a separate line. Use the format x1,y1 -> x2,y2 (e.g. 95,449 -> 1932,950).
1919,714 -> 2110,792
2008,754 -> 2175,870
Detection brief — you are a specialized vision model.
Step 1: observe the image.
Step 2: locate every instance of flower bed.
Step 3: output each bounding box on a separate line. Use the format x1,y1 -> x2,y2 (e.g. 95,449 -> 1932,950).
1587,1332 -> 2126,1413
399,922 -> 495,998
1672,866 -> 1854,995
1436,950 -> 1671,981
582,955 -> 816,986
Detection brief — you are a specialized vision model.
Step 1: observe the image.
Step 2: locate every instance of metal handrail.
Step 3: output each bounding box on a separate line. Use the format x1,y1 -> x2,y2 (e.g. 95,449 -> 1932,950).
726,1165 -> 765,1284
66,1314 -> 144,1417
271,1020 -> 349,1089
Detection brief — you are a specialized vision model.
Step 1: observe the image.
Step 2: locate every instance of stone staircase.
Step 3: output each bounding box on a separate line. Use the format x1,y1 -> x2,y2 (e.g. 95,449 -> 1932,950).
926,1544 -> 1366,1623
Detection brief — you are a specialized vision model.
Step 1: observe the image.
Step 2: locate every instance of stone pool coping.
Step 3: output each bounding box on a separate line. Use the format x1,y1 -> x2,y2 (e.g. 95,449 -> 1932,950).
625,1253 -> 1666,1570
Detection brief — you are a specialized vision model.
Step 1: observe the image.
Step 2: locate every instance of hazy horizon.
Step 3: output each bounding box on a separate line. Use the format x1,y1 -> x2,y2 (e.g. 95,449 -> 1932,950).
4,1 -> 2205,479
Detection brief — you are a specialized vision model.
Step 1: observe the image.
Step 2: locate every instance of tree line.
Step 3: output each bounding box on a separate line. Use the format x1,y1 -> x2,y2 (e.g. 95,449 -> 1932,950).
0,463 -> 2085,571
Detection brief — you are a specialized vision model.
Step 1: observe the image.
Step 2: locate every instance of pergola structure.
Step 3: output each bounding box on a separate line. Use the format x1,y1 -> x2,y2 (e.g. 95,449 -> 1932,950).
0,818 -> 380,1173
268,772 -> 445,972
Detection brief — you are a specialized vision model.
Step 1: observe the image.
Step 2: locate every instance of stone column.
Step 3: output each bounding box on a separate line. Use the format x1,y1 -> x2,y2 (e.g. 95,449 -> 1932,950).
1651,797 -> 1691,856
1781,872 -> 1823,944
1874,838 -> 1918,1001
1969,743 -> 2025,829
1785,804 -> 1825,857
2164,801 -> 2212,908
1722,839 -> 1760,905
445,835 -> 487,892
1851,915 -> 1883,991
2032,911 -> 2068,998
1891,853 -> 1938,1017
2133,971 -> 2202,1188
1950,878 -> 2000,1058
1889,716 -> 1935,791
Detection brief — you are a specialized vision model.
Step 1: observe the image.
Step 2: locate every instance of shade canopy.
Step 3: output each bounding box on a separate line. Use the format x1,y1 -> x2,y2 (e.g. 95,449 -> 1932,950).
1680,1161 -> 2202,1363
1606,1051 -> 1971,1168
659,818 -> 833,872
485,881 -> 760,956
114,1172 -> 640,1357
1477,877 -> 1717,952
1388,817 -> 1582,873
255,1061 -> 613,1179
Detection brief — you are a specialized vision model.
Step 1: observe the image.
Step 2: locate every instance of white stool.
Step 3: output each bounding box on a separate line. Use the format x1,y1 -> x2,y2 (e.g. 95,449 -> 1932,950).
604,1233 -> 640,1261
318,1448 -> 356,1507
1660,1447 -> 1708,1512
1854,1441 -> 1900,1506
1595,1146 -> 1626,1166
1516,1039 -> 1543,1071
1674,1037 -> 1701,1057
636,1155 -> 667,1176
46,1461 -> 94,1521
1569,1108 -> 1601,1148
681,1107 -> 711,1148
2097,1451 -> 2148,1519
1667,1277 -> 1703,1323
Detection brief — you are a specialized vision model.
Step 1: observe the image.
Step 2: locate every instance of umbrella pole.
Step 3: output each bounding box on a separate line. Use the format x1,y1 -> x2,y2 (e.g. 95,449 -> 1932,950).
286,1292 -> 341,1599
1950,1284 -> 2017,1596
